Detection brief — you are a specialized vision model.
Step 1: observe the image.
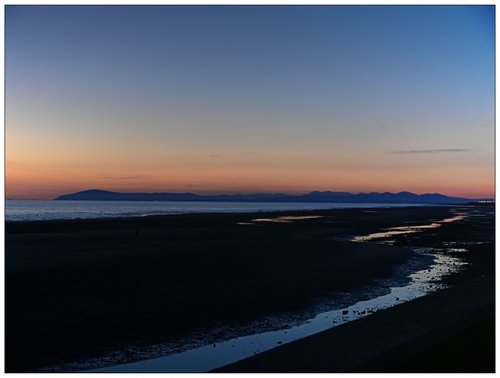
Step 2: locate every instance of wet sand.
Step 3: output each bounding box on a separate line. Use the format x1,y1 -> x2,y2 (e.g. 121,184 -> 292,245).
215,273 -> 494,373
5,204 -> 494,372
216,204 -> 495,373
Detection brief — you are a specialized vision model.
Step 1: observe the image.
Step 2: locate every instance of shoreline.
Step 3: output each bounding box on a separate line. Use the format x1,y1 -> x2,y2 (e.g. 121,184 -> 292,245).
6,204 -> 494,372
5,201 -> 447,223
5,203 -> 450,227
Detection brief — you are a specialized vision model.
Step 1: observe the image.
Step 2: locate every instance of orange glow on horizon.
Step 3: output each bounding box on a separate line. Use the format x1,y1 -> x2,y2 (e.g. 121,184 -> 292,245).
6,157 -> 494,200
6,6 -> 494,202
6,129 -> 494,200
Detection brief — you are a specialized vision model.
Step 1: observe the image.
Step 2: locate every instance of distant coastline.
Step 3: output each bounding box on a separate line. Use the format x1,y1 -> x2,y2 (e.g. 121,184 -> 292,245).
54,189 -> 489,204
6,200 -> 441,222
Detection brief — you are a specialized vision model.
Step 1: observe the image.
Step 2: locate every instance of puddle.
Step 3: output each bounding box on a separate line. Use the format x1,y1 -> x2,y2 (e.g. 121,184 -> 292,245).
439,213 -> 467,223
352,214 -> 466,242
352,224 -> 440,242
447,248 -> 468,253
443,241 -> 488,247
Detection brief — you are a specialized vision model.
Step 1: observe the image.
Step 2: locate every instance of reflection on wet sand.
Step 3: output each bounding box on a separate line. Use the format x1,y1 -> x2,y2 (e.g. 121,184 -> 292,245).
89,234 -> 468,373
352,213 -> 467,242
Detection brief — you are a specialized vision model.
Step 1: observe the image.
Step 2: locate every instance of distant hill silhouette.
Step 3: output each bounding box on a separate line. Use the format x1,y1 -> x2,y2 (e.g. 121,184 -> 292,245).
54,189 -> 485,204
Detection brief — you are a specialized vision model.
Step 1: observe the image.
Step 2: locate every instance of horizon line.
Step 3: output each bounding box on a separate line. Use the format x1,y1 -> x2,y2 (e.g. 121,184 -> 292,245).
6,188 -> 495,201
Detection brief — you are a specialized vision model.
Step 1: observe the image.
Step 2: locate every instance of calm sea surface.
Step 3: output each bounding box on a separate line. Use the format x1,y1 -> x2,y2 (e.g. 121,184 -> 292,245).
5,200 -> 431,222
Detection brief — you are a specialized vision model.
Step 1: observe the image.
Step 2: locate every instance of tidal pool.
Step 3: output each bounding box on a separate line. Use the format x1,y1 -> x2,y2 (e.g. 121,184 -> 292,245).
352,213 -> 467,242
88,213 -> 468,373
89,251 -> 465,373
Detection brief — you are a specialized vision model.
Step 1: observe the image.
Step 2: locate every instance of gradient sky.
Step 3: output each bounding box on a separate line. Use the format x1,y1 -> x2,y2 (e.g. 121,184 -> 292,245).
6,5 -> 495,199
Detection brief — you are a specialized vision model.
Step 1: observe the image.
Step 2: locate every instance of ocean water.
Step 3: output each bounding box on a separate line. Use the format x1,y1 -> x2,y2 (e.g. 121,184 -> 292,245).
5,200 -> 431,222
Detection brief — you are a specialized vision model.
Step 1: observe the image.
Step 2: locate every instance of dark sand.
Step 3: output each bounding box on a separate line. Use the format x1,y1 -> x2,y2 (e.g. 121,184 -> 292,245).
5,204 -> 494,372
215,271 -> 494,373
216,204 -> 495,373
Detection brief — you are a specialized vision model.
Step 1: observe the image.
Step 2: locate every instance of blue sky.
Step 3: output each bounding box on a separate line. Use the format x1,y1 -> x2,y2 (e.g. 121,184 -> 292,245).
6,5 -> 495,198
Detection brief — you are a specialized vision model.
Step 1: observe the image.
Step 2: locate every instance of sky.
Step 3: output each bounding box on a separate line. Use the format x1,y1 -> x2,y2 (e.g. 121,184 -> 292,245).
6,5 -> 495,199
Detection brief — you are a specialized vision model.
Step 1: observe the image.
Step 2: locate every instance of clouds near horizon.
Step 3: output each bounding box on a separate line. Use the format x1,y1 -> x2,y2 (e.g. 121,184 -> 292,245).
390,149 -> 471,154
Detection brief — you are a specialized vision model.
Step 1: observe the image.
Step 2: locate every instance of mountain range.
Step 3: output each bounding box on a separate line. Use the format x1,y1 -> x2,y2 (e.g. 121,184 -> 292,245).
55,189 -> 487,204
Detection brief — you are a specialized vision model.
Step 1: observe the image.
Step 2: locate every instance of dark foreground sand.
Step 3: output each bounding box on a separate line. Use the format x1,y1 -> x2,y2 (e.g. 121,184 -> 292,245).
216,204 -> 495,373
215,274 -> 494,373
5,204 -> 494,372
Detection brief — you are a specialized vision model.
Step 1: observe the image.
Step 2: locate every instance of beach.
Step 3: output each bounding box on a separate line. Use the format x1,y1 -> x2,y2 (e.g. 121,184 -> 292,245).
215,273 -> 494,373
5,204 -> 494,372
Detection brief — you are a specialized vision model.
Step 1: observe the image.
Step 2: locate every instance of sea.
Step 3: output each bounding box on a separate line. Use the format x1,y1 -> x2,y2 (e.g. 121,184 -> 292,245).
4,200 -> 432,222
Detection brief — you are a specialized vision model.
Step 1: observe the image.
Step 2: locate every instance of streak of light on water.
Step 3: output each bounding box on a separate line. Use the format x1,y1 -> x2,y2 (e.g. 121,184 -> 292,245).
81,212 -> 470,373
88,251 -> 466,373
352,214 -> 467,242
